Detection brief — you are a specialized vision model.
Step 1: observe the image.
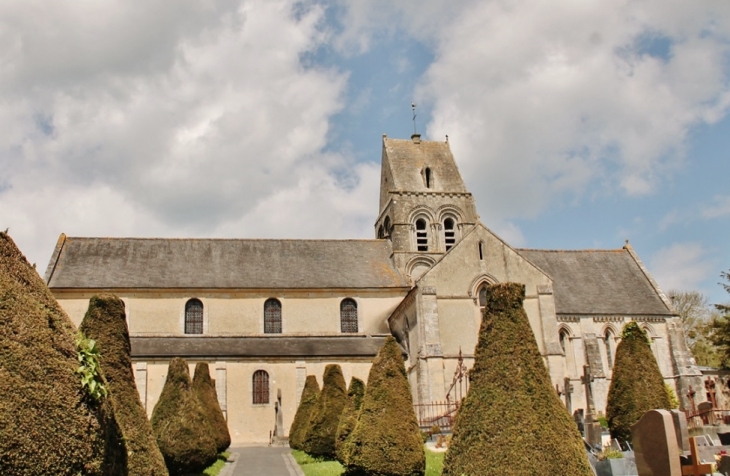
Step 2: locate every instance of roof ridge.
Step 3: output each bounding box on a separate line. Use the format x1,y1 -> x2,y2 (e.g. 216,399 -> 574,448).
65,237 -> 389,243
517,248 -> 625,253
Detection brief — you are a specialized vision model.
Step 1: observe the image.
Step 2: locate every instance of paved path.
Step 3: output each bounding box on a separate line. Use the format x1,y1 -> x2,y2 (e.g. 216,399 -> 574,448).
225,446 -> 304,476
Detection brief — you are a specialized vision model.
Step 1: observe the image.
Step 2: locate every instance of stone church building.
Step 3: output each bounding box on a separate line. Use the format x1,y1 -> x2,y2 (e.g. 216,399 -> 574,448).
45,134 -> 701,444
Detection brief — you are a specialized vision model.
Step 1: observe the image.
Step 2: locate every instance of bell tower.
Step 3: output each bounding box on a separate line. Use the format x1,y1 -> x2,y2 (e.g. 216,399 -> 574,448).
375,134 -> 479,279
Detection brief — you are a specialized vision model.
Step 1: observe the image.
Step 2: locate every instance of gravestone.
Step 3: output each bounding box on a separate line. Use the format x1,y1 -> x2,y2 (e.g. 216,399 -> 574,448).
670,409 -> 690,452
574,409 -> 585,435
631,409 -> 681,476
582,365 -> 603,448
698,401 -> 715,425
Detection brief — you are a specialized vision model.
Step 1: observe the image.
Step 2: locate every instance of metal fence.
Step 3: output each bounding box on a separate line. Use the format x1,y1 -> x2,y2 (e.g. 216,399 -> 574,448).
414,400 -> 461,433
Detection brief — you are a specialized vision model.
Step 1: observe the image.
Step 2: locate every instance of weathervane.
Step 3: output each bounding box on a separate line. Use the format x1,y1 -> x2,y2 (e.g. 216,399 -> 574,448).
411,103 -> 418,135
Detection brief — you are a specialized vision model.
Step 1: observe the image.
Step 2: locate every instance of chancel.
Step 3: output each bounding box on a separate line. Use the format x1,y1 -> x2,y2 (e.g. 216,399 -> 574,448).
44,134 -> 701,444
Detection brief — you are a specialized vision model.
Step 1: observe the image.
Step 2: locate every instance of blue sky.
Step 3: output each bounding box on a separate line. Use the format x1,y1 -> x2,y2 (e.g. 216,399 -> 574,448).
0,0 -> 729,305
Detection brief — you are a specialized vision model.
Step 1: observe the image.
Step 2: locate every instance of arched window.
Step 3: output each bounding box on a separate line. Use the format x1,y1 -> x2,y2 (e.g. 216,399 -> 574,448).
264,299 -> 282,334
444,218 -> 456,250
478,284 -> 488,308
560,328 -> 576,376
185,298 -> 203,334
378,225 -> 384,239
252,370 -> 269,404
340,298 -> 358,333
604,329 -> 615,369
425,168 -> 432,188
383,216 -> 392,238
415,218 -> 428,251
559,329 -> 568,352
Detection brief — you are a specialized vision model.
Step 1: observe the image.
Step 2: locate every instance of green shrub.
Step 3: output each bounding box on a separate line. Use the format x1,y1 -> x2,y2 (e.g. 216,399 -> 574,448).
193,362 -> 231,452
442,283 -> 592,476
151,357 -> 218,475
304,365 -> 348,459
334,377 -> 365,465
290,375 -> 320,451
79,294 -> 169,475
606,321 -> 671,442
344,336 -> 425,476
0,232 -> 110,475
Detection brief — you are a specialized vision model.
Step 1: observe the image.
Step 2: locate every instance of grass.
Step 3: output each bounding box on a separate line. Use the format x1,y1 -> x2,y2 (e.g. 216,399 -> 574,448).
291,448 -> 445,476
188,451 -> 231,476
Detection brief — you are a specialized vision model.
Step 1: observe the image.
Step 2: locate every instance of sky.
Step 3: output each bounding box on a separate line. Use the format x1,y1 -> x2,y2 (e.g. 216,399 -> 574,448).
1,0 -> 729,305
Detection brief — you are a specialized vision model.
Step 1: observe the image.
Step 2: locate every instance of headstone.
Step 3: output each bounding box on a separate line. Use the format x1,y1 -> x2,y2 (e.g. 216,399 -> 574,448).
582,365 -> 603,448
631,409 -> 681,476
698,401 -> 715,425
574,409 -> 585,435
694,434 -> 712,447
682,436 -> 714,476
670,409 -> 690,452
564,377 -> 574,414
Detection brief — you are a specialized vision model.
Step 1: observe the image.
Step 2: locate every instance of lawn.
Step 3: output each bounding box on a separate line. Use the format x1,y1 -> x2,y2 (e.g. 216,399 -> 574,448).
188,452 -> 231,476
291,448 -> 444,476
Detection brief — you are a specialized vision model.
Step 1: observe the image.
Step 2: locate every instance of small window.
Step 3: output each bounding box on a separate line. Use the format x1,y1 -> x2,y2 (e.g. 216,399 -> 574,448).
444,218 -> 456,250
416,219 -> 428,252
425,168 -> 432,188
378,225 -> 384,239
253,370 -> 269,404
478,284 -> 487,308
185,298 -> 203,334
560,330 -> 568,353
340,298 -> 358,333
384,216 -> 392,238
604,330 -> 614,369
264,299 -> 282,334
478,241 -> 484,260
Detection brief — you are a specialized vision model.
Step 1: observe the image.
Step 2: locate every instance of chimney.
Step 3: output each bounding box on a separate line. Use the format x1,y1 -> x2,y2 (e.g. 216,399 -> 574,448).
411,133 -> 421,144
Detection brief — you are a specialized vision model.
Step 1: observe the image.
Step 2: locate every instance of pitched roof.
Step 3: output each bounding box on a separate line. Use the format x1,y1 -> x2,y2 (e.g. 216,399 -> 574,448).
45,236 -> 408,290
382,138 -> 469,193
517,248 -> 673,316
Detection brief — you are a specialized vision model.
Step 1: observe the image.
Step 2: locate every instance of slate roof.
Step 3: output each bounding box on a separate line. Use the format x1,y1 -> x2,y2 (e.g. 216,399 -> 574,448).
517,248 -> 673,316
383,138 -> 469,193
130,336 -> 394,358
45,235 -> 408,290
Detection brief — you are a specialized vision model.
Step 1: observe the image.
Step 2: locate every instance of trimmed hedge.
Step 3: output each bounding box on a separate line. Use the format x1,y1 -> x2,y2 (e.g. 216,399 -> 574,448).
289,375 -> 320,451
344,336 -> 425,476
335,377 -> 365,465
303,364 -> 348,459
0,232 -> 109,475
151,358 -> 218,475
606,321 -> 671,442
443,283 -> 592,476
79,294 -> 169,476
192,363 -> 231,453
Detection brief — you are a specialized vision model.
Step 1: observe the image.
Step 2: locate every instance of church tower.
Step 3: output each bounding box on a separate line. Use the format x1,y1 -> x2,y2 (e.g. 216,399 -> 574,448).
375,134 -> 479,280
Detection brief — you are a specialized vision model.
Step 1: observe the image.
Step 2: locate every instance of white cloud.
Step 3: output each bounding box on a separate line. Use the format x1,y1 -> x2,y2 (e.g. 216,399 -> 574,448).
0,0 -> 381,269
649,242 -> 716,292
702,195 -> 730,219
333,0 -> 730,223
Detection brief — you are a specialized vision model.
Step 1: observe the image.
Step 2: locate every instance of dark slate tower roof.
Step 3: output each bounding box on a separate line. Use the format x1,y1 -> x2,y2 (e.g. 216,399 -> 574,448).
378,136 -> 471,213
45,235 -> 408,290
518,248 -> 674,316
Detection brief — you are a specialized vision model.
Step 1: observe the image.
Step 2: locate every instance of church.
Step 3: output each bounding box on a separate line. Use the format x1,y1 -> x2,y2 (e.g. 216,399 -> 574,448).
44,133 -> 701,444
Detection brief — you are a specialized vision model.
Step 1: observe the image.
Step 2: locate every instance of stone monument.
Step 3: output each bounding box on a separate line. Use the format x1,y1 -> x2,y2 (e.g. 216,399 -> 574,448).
631,409 -> 681,476
582,364 -> 603,448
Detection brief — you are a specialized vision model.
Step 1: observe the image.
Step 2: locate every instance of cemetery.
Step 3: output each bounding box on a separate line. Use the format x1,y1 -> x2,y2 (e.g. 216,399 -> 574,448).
3,226 -> 730,476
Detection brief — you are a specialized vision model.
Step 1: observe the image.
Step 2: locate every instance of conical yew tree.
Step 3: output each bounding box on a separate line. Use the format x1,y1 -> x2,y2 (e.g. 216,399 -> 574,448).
303,364 -> 348,459
79,294 -> 169,475
344,337 -> 425,476
443,283 -> 592,476
0,232 -> 109,475
192,363 -> 231,453
289,375 -> 320,451
151,358 -> 217,475
335,376 -> 365,465
606,321 -> 671,442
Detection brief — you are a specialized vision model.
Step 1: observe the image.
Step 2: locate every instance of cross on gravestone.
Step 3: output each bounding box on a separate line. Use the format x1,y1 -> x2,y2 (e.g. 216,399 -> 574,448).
705,378 -> 717,409
582,365 -> 602,448
687,386 -> 697,414
681,436 -> 714,476
564,377 -> 574,414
